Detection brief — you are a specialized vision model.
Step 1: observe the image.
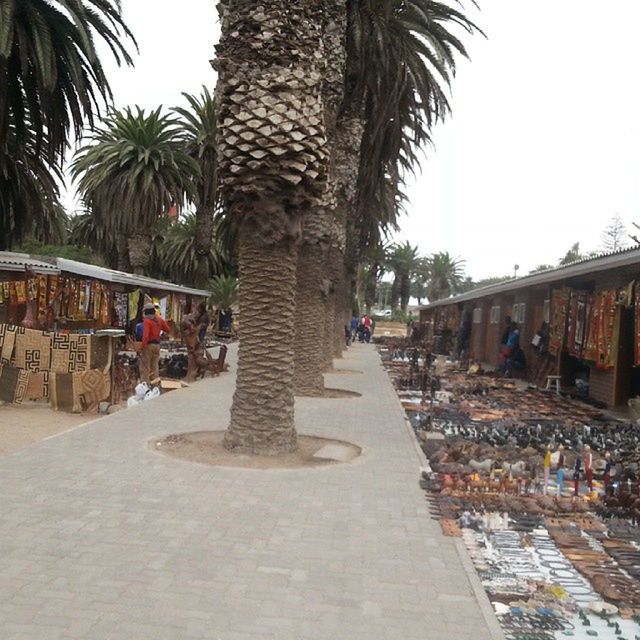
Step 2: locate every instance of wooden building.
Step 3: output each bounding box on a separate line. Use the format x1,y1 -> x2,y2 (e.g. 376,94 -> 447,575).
419,247 -> 640,408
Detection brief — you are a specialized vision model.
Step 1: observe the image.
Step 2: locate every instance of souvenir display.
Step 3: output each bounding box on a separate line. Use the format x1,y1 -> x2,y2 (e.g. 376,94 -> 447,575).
379,339 -> 640,639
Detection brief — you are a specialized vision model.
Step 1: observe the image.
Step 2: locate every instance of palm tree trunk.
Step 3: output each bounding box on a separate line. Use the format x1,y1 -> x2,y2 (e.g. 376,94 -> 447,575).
400,275 -> 410,312
194,204 -> 215,287
293,244 -> 325,396
127,233 -> 151,276
323,261 -> 337,370
116,234 -> 131,272
224,233 -> 298,454
390,277 -> 400,310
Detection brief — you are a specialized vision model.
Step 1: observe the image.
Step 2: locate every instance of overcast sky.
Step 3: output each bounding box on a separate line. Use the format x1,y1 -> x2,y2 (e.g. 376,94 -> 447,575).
69,0 -> 640,281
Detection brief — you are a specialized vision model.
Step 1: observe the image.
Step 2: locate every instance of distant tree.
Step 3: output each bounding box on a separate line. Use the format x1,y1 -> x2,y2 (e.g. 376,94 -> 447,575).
558,242 -> 584,266
529,264 -> 554,274
602,214 -> 628,252
423,252 -> 465,301
387,242 -> 421,312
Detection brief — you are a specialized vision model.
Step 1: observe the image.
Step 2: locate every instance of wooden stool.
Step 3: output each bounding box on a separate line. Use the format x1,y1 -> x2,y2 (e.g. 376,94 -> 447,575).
545,375 -> 562,395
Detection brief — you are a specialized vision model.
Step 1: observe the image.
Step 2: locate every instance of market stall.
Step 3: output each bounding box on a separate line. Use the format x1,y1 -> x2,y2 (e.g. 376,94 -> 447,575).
0,252 -> 209,411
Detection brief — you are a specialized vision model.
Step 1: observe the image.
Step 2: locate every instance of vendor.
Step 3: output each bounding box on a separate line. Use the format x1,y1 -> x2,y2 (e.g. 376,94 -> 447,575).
138,302 -> 171,386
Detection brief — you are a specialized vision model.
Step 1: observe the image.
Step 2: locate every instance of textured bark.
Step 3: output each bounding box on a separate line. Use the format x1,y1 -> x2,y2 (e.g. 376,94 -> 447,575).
215,1 -> 329,454
390,277 -> 400,310
127,234 -> 151,276
400,275 -> 410,312
293,244 -> 326,396
224,234 -> 299,454
116,234 -> 131,272
195,204 -> 215,287
322,262 -> 337,370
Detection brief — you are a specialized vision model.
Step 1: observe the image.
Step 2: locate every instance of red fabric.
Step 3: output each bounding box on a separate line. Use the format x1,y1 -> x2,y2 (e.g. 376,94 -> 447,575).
142,316 -> 170,347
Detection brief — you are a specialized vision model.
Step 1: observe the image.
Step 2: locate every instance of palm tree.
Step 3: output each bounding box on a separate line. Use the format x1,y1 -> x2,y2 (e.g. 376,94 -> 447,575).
160,213 -> 226,286
68,211 -> 120,269
173,88 -> 219,287
71,107 -> 199,275
387,242 -> 420,312
215,1 -> 328,453
208,274 -> 238,311
0,123 -> 62,250
294,0 -> 347,396
346,1 -> 481,304
424,252 -> 465,301
0,0 -> 135,164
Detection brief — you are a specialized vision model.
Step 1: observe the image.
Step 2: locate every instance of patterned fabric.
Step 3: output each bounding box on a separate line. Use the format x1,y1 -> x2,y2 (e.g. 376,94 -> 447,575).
0,364 -> 29,404
25,371 -> 50,401
50,333 -> 90,373
73,369 -> 111,412
49,372 -> 78,412
13,327 -> 52,372
549,288 -> 570,356
0,324 -> 16,364
566,291 -> 590,359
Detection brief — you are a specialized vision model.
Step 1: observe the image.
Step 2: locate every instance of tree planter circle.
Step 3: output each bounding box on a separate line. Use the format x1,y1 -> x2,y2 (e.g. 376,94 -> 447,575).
151,432 -> 361,470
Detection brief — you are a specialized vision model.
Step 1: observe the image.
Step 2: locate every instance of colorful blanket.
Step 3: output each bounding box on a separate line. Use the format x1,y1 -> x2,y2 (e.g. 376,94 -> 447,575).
549,288 -> 570,356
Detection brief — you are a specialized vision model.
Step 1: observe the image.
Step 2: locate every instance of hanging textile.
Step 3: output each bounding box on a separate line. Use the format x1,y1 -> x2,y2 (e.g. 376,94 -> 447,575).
587,290 -> 619,370
114,292 -> 129,328
38,275 -> 48,310
50,333 -> 90,373
566,290 -> 589,359
0,324 -> 17,364
13,327 -> 52,372
25,371 -> 50,401
128,290 -> 140,322
635,285 -> 640,367
0,364 -> 29,404
549,288 -> 570,356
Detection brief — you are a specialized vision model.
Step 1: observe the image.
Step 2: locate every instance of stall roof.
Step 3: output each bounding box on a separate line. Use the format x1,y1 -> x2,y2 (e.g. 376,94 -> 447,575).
420,245 -> 640,310
0,252 -> 209,297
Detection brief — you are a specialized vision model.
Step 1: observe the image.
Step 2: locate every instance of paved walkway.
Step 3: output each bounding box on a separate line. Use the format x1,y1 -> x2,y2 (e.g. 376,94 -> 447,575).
0,344 -> 502,639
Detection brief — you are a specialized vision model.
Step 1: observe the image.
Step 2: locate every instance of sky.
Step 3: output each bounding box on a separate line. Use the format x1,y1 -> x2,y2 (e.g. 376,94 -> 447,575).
66,0 -> 640,281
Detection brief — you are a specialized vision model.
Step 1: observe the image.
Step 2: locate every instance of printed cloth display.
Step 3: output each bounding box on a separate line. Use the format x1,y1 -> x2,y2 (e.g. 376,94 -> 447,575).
50,333 -> 90,373
13,327 -> 52,372
548,288 -> 570,356
49,369 -> 110,413
635,285 -> 640,367
566,290 -> 590,360
24,371 -> 50,401
583,290 -> 619,369
0,364 -> 29,404
0,324 -> 16,364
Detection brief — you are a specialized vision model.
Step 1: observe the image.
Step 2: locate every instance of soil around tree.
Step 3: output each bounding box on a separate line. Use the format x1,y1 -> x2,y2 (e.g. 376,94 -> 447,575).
151,431 -> 362,470
296,387 -> 362,399
325,368 -> 363,375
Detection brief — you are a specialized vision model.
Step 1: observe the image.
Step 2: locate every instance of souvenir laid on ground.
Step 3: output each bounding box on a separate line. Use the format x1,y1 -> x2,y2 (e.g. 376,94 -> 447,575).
378,338 -> 640,640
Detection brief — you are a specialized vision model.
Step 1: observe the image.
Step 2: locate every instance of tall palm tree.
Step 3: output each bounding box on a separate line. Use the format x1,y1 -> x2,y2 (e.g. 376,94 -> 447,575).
215,0 -> 328,454
294,0 -> 347,396
69,211 -> 119,269
71,107 -> 199,275
347,0 -> 481,304
173,88 -> 219,287
388,242 -> 420,312
424,251 -> 465,301
0,0 -> 135,164
159,213 -> 226,286
0,124 -> 61,250
208,274 -> 238,311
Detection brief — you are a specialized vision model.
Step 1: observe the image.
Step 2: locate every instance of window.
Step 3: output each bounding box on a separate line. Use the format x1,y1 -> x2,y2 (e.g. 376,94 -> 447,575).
490,306 -> 501,324
512,303 -> 526,324
473,307 -> 482,324
543,299 -> 550,324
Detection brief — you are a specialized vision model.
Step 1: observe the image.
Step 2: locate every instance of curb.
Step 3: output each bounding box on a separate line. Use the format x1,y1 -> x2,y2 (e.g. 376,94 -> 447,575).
380,355 -> 506,640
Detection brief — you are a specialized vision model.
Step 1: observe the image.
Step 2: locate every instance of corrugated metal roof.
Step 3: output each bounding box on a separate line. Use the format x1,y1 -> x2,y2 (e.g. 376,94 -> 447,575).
0,252 -> 59,274
0,252 -> 208,297
421,245 -> 640,310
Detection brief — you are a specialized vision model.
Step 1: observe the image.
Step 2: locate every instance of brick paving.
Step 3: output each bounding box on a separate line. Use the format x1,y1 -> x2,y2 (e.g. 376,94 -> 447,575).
0,343 -> 502,639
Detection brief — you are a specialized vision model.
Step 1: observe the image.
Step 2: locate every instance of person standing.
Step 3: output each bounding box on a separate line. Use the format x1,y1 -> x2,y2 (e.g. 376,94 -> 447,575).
350,315 -> 359,342
362,314 -> 372,343
603,452 -> 613,495
138,302 -> 171,386
573,453 -> 582,497
556,445 -> 565,496
583,445 -> 593,493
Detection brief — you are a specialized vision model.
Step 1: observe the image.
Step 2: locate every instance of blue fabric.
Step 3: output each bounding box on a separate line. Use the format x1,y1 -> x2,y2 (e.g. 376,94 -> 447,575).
506,330 -> 520,349
135,322 -> 144,341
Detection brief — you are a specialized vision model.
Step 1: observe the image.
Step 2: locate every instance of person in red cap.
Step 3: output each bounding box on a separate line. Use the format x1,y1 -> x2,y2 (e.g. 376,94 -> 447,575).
138,302 -> 171,385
